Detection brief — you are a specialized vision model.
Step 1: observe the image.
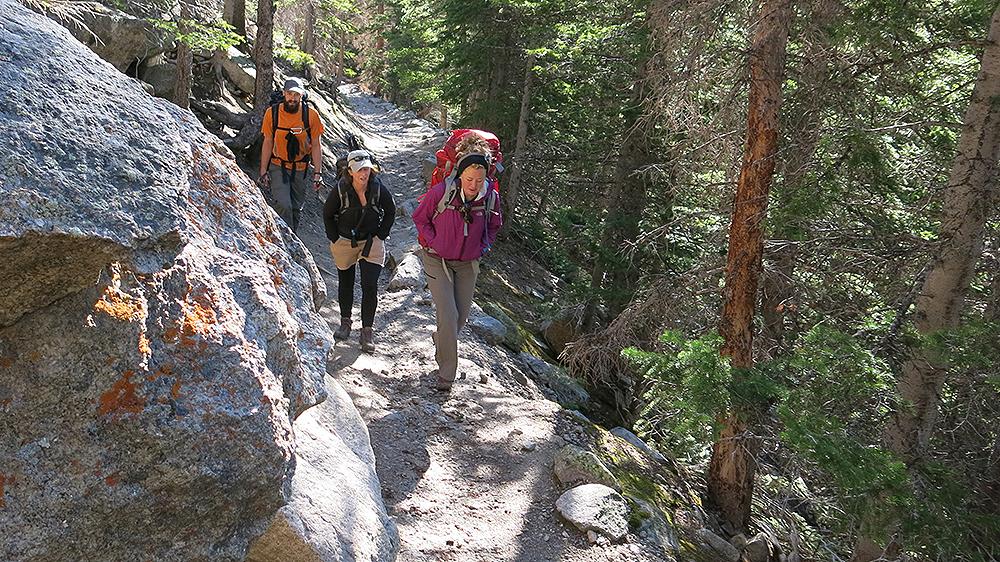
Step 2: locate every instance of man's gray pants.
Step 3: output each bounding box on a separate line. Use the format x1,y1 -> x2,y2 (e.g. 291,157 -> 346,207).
269,167 -> 307,232
422,250 -> 480,383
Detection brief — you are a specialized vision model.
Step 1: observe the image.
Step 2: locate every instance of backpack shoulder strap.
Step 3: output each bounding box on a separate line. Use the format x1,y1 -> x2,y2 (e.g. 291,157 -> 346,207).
302,100 -> 311,136
436,179 -> 457,216
270,104 -> 280,141
484,186 -> 497,215
339,180 -> 348,213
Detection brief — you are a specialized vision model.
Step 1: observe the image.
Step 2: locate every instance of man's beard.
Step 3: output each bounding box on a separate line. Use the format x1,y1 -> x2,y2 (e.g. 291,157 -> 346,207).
283,101 -> 300,113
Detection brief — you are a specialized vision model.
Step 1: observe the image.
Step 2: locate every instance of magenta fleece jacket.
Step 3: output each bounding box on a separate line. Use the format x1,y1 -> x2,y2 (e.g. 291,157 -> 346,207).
412,181 -> 503,261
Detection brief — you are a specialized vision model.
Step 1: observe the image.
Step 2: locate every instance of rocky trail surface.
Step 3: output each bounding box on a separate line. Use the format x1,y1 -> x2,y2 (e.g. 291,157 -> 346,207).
290,85 -> 674,562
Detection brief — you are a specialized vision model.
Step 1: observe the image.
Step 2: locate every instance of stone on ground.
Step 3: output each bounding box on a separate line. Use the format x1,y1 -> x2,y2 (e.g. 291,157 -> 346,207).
611,427 -> 668,463
555,483 -> 630,541
553,444 -> 620,490
387,251 -> 424,291
469,312 -> 507,344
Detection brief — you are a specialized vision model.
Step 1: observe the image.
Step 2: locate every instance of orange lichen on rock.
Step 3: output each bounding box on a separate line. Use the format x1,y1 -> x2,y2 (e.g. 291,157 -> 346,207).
146,364 -> 173,383
167,291 -> 219,348
138,333 -> 151,356
181,295 -> 217,338
171,380 -> 182,400
104,472 -> 121,486
163,327 -> 179,343
98,370 -> 146,418
94,284 -> 146,323
267,254 -> 285,288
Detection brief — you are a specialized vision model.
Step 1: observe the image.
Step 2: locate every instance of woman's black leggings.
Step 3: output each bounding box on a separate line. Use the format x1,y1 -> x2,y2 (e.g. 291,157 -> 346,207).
337,260 -> 383,328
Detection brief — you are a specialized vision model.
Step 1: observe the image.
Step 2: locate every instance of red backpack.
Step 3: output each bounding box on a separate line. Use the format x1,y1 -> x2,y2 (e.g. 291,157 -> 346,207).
419,129 -> 504,248
430,128 -> 504,186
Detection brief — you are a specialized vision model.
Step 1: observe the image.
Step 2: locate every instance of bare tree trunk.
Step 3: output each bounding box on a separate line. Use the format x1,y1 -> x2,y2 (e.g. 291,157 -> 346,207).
852,6 -> 1000,561
484,28 -> 511,130
500,53 -> 535,238
303,0 -> 316,55
224,0 -> 246,43
708,0 -> 793,533
439,102 -> 448,129
584,54 -> 654,324
252,0 -> 275,110
172,0 -> 193,109
370,0 -> 385,96
211,48 -> 227,98
335,30 -> 347,87
225,0 -> 274,150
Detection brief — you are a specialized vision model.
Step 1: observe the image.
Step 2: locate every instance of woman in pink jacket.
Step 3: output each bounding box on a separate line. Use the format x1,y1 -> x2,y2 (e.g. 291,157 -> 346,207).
412,136 -> 503,390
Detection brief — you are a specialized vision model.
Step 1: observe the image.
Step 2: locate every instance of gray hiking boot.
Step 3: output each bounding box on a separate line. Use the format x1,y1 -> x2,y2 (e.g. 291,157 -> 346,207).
334,318 -> 352,340
360,327 -> 376,353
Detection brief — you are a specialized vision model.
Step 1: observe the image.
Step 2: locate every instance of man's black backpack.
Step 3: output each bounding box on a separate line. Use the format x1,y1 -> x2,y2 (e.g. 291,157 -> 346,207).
267,88 -> 313,176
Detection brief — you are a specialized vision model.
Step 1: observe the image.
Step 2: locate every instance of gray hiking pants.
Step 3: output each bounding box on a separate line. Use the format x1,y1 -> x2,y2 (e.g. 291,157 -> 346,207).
422,250 -> 480,383
269,166 -> 308,232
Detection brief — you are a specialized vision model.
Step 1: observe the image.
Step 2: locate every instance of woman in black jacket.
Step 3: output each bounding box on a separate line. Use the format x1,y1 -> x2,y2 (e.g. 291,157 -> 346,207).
323,149 -> 396,352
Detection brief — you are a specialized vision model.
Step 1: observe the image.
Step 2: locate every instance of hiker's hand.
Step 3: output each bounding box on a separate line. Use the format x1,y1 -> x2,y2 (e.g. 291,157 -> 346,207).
257,172 -> 270,190
312,173 -> 323,191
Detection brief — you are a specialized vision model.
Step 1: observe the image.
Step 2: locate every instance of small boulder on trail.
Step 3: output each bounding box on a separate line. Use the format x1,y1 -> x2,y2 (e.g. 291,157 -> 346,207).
555,483 -> 631,541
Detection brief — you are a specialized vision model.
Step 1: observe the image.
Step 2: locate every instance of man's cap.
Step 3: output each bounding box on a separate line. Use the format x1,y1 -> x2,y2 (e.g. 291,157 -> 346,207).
347,150 -> 374,173
283,77 -> 306,94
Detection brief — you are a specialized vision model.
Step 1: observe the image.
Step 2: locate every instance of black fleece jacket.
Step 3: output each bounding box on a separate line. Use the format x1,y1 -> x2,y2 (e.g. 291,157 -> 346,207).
323,175 -> 396,242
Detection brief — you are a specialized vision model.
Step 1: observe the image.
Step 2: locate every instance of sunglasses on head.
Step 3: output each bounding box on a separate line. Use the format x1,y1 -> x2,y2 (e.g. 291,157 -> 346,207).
349,153 -> 370,162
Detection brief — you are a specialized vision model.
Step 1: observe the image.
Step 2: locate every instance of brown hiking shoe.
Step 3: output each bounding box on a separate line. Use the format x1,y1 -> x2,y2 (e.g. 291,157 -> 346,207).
360,327 -> 375,353
434,376 -> 452,391
334,318 -> 352,340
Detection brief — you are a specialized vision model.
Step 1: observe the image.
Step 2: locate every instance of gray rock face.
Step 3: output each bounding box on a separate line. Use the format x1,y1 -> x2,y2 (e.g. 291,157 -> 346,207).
480,302 -> 525,351
420,153 -> 438,185
519,352 -> 590,407
744,532 -> 780,562
541,308 -> 581,355
692,528 -> 740,562
44,1 -> 171,72
141,62 -> 178,98
555,483 -> 630,541
469,313 -> 507,344
0,4 -> 379,560
247,382 -> 399,561
633,498 -> 679,555
610,427 -> 668,463
387,251 -> 424,291
222,46 -> 257,94
553,445 -> 619,490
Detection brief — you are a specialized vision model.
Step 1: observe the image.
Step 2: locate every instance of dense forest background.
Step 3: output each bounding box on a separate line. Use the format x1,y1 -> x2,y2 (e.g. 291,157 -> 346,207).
30,0 -> 1000,559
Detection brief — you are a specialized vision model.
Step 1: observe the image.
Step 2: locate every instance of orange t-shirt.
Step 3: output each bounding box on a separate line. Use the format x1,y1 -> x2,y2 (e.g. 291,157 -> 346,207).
261,103 -> 324,171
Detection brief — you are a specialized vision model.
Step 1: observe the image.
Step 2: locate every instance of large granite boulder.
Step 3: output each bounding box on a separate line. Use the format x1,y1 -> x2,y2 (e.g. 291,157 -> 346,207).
247,382 -> 399,561
0,3 -> 390,560
42,1 -> 172,72
222,45 -> 258,94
